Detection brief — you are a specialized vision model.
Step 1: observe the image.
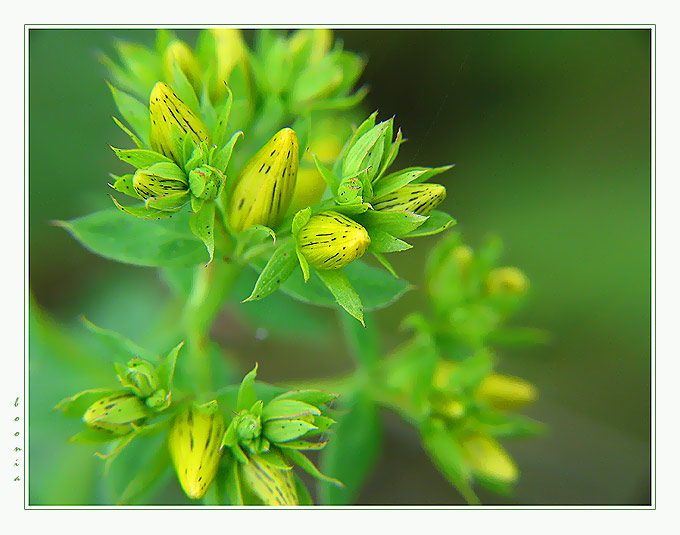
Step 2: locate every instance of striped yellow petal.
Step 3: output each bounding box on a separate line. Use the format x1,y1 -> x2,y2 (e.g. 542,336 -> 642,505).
373,183 -> 446,215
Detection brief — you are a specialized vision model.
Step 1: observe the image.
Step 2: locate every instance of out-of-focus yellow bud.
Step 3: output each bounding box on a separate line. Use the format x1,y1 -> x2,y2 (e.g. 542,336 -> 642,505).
83,393 -> 150,436
289,29 -> 333,63
168,403 -> 226,500
372,183 -> 447,215
485,267 -> 529,296
149,82 -> 211,166
210,29 -> 247,100
240,453 -> 298,506
432,360 -> 458,391
460,434 -> 518,484
297,211 -> 371,270
228,128 -> 299,232
476,373 -> 537,411
163,39 -> 202,92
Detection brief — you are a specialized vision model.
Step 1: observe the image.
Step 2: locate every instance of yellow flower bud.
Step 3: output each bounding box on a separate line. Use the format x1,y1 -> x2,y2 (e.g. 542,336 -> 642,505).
83,393 -> 149,436
476,373 -> 537,411
149,82 -> 211,166
228,128 -> 299,232
239,453 -> 298,506
132,162 -> 189,200
168,404 -> 226,500
210,29 -> 247,101
460,434 -> 518,484
485,267 -> 529,296
297,211 -> 371,270
373,183 -> 446,215
163,39 -> 202,93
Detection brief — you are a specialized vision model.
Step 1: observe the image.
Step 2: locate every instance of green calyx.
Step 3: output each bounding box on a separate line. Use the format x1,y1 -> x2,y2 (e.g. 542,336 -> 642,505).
83,392 -> 150,436
117,357 -> 159,398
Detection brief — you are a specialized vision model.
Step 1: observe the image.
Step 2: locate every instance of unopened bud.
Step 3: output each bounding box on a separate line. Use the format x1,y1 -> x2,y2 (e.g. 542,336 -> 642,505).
189,165 -> 223,200
132,162 -> 189,200
240,453 -> 298,505
228,128 -> 299,232
168,403 -> 226,499
149,82 -> 211,166
485,267 -> 529,296
373,183 -> 446,215
460,434 -> 518,484
117,357 -> 159,398
163,39 -> 202,92
297,211 -> 370,270
476,373 -> 537,411
83,393 -> 150,436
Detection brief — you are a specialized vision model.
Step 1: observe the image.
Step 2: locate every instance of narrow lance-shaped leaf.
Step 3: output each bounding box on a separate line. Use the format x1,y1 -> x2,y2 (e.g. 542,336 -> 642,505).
189,201 -> 216,264
315,268 -> 364,325
243,241 -> 297,302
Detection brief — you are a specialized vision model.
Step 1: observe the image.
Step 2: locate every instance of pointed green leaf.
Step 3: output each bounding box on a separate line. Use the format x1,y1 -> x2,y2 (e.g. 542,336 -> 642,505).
237,364 -> 258,412
315,268 -> 364,325
111,147 -> 173,169
110,196 -> 178,220
404,210 -> 456,238
282,448 -> 344,488
109,174 -> 138,199
189,201 -> 216,263
107,82 -> 151,147
367,228 -> 412,253
243,241 -> 297,302
112,116 -> 144,149
372,251 -> 398,278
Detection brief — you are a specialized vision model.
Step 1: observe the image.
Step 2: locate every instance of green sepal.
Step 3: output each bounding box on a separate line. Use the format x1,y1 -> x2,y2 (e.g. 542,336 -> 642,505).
145,191 -> 191,212
263,419 -> 318,443
110,196 -> 177,220
312,153 -> 340,195
296,245 -> 311,283
408,164 -> 455,184
243,240 -> 296,302
271,389 -> 339,407
315,268 -> 364,325
331,202 -> 373,216
261,399 -> 322,422
55,388 -> 120,418
112,116 -> 144,149
237,364 -> 258,412
212,86 -> 233,150
378,127 -> 404,178
184,142 -> 207,174
156,340 -> 184,392
372,251 -> 398,278
292,207 -> 312,237
171,61 -> 201,115
421,418 -> 479,505
405,210 -> 456,238
367,228 -> 412,253
342,119 -> 391,183
68,427 -> 121,444
226,458 -> 245,505
191,196 -> 204,212
282,448 -> 344,488
357,210 -> 428,237
109,173 -> 138,199
277,439 -> 328,451
111,147 -> 173,169
373,167 -> 429,198
189,201 -> 216,263
106,82 -> 151,147
212,130 -> 243,177
306,415 -> 336,435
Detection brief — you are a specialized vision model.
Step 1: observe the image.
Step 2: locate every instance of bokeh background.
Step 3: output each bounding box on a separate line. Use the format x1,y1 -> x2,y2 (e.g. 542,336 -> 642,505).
29,28 -> 651,505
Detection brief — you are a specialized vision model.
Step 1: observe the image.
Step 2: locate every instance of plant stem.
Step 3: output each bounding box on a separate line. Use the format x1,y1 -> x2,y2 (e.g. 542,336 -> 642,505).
181,214 -> 241,394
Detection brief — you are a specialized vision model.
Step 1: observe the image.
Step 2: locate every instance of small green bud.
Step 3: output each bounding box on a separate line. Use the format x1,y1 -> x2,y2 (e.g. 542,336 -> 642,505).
336,176 -> 363,205
485,267 -> 529,296
168,403 -> 226,500
372,183 -> 447,215
297,211 -> 370,270
189,165 -> 223,200
228,128 -> 299,232
163,39 -> 202,92
236,412 -> 262,441
145,388 -> 171,411
83,393 -> 150,436
476,373 -> 537,411
239,453 -> 298,506
132,161 -> 189,200
149,82 -> 211,166
117,357 -> 159,398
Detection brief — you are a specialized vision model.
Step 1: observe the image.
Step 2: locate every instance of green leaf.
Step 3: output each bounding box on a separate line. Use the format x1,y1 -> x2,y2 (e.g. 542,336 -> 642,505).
318,393 -> 381,505
112,116 -> 144,149
421,420 -> 479,505
117,442 -> 171,505
214,131 -> 243,180
156,341 -> 184,392
263,419 -> 318,442
56,207 -> 209,268
271,390 -> 338,407
410,164 -> 455,184
55,388 -> 120,418
261,400 -> 321,422
243,241 -> 297,302
316,268 -> 364,325
80,316 -> 157,362
189,201 -> 216,263
106,82 -> 151,147
109,173 -> 138,199
111,147 -> 173,170
271,259 -> 412,312
371,251 -> 398,278
213,86 -> 233,149
110,196 -> 178,220
68,428 -> 120,444
171,62 -> 200,115
404,210 -> 456,238
312,154 -> 340,195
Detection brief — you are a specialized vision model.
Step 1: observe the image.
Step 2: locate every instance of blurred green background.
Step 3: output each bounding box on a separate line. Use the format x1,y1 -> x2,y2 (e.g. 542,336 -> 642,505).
29,28 -> 651,505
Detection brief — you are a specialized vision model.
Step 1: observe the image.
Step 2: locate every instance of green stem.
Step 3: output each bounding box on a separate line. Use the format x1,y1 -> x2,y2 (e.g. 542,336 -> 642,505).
181,215 -> 242,394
